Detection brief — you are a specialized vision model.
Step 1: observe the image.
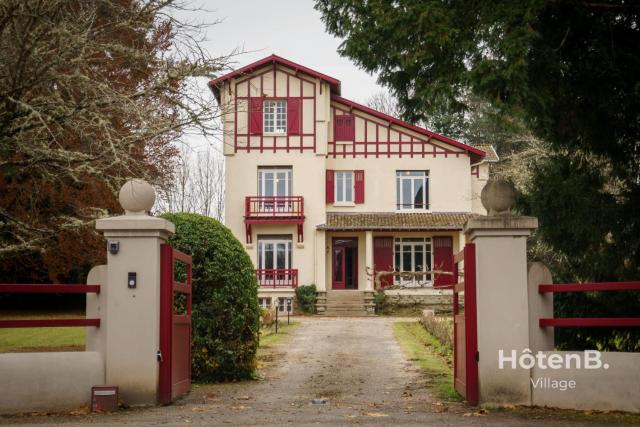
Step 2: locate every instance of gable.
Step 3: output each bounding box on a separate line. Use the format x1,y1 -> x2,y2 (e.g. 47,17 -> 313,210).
330,96 -> 485,162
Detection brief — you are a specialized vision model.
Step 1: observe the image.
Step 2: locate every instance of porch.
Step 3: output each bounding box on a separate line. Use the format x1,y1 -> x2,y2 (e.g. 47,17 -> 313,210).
314,212 -> 474,314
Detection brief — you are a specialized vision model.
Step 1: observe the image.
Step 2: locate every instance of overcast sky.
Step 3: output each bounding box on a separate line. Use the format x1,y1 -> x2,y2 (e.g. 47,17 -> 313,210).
176,0 -> 384,152
197,0 -> 382,101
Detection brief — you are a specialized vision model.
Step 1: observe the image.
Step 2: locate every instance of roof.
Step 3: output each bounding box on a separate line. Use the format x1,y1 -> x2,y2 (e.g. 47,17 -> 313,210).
318,212 -> 478,231
208,54 -> 486,161
473,144 -> 499,163
208,54 -> 342,102
331,95 -> 486,161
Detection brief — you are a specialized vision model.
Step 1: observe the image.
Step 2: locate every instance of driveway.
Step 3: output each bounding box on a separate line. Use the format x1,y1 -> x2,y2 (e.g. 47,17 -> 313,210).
0,317 -> 631,426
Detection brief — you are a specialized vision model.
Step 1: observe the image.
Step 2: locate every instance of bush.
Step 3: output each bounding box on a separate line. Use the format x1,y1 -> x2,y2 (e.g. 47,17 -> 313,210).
161,212 -> 260,381
295,284 -> 317,314
373,291 -> 387,314
421,314 -> 453,352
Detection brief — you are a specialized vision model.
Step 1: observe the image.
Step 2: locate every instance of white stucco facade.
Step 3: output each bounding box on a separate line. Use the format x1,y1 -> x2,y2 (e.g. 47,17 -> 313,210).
211,55 -> 496,307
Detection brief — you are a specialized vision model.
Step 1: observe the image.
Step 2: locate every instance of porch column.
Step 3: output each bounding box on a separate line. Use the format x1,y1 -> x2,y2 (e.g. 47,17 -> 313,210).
465,180 -> 538,405
365,231 -> 374,291
314,229 -> 326,291
93,179 -> 174,405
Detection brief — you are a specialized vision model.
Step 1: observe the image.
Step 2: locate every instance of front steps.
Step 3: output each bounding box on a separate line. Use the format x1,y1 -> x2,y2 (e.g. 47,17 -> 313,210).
316,290 -> 375,317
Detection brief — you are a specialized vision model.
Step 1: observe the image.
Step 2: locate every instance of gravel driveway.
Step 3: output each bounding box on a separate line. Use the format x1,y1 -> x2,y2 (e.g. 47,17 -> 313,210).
0,317 -> 631,426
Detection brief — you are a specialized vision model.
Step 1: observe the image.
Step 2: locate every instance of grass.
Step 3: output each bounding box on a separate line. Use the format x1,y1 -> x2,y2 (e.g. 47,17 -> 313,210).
256,321 -> 300,370
393,320 -> 461,402
0,311 -> 85,353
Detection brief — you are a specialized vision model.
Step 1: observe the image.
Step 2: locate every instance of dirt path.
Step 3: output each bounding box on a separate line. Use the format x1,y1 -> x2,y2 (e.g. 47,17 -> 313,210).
0,317 -> 630,426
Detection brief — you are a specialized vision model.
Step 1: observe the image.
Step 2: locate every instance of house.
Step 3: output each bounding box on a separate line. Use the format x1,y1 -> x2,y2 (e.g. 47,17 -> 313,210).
209,54 -> 498,315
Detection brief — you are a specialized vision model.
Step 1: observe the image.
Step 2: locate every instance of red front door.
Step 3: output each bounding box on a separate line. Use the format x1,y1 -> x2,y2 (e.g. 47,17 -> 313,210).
332,238 -> 358,289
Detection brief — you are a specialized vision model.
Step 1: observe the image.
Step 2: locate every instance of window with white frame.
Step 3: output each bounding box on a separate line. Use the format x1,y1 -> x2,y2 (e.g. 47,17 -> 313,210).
276,297 -> 292,313
258,168 -> 292,197
396,171 -> 429,210
257,236 -> 293,286
258,297 -> 272,309
263,100 -> 287,133
335,171 -> 354,203
394,237 -> 432,286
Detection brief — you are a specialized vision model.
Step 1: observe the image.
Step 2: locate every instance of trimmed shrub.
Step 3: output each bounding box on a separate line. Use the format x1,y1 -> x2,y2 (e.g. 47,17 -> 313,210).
295,284 -> 317,314
161,212 -> 260,382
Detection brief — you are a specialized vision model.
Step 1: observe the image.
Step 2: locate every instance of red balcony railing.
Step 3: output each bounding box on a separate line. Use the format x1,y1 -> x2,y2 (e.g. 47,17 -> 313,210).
245,196 -> 304,219
256,269 -> 298,288
244,196 -> 305,244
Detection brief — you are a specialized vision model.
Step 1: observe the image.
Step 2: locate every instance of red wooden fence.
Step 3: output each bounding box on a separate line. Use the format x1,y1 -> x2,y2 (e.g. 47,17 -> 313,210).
539,281 -> 640,328
0,284 -> 101,328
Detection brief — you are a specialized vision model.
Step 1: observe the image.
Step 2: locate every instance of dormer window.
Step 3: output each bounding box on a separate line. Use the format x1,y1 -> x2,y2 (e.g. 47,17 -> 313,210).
263,100 -> 287,134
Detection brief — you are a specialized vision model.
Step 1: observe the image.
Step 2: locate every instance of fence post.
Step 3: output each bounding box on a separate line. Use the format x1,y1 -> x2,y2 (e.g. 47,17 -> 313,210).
95,179 -> 175,405
464,180 -> 538,405
527,262 -> 554,352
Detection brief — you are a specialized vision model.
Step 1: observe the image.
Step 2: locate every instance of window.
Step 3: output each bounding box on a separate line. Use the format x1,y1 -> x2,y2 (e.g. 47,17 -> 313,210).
396,171 -> 429,210
335,171 -> 354,203
276,297 -> 292,313
263,100 -> 287,133
258,297 -> 272,309
394,237 -> 432,286
258,237 -> 292,271
258,168 -> 292,197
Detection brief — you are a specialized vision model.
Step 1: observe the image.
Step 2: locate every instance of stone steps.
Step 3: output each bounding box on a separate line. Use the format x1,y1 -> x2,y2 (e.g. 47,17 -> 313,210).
316,290 -> 375,317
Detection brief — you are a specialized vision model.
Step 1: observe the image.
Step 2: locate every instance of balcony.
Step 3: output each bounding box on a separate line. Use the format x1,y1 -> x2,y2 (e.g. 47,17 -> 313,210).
244,196 -> 305,243
256,269 -> 299,288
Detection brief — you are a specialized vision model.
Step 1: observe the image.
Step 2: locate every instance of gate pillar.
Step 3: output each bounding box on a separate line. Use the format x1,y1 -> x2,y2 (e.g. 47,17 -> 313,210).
94,179 -> 174,405
464,180 -> 538,405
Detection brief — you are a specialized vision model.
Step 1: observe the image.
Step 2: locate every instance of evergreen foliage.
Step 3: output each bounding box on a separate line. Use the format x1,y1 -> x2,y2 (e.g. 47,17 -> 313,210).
161,212 -> 260,381
295,284 -> 317,314
316,0 -> 640,351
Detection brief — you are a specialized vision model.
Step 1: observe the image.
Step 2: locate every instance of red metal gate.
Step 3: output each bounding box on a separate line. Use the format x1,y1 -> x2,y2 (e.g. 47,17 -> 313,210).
159,244 -> 192,404
452,243 -> 478,405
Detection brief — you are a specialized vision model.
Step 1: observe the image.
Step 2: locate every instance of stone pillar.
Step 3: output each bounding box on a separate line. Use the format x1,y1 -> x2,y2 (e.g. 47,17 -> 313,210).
465,179 -> 538,405
93,179 -> 175,405
364,231 -> 374,291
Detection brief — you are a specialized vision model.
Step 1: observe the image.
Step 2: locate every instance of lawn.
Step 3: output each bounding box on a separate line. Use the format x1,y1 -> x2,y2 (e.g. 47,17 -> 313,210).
393,320 -> 461,401
0,311 -> 85,353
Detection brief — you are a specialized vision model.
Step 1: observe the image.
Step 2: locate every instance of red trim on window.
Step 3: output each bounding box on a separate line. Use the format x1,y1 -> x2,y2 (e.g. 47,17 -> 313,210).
334,114 -> 355,141
331,95 -> 485,158
354,170 -> 364,204
249,97 -> 262,135
234,67 -> 316,152
287,98 -> 300,135
326,170 -> 335,204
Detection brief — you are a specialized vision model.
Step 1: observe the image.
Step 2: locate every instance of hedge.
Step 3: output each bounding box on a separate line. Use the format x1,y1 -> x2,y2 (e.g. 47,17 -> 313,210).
161,212 -> 260,381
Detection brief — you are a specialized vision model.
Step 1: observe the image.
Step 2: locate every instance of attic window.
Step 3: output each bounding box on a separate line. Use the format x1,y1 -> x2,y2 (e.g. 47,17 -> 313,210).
334,114 -> 355,141
264,100 -> 287,133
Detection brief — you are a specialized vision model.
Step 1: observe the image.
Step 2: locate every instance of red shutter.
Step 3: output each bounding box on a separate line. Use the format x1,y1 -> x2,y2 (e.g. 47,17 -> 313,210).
287,98 -> 300,135
374,237 -> 394,288
326,170 -> 335,203
334,114 -> 355,141
249,97 -> 262,135
345,115 -> 355,141
433,236 -> 454,287
354,170 -> 364,204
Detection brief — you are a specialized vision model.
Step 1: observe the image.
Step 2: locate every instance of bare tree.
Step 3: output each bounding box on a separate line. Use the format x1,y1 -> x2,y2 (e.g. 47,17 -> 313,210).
0,0 -> 235,279
156,145 -> 225,221
365,91 -> 402,117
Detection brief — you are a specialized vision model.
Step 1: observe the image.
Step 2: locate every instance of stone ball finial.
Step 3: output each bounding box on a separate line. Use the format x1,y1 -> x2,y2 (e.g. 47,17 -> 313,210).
481,179 -> 516,215
118,179 -> 156,215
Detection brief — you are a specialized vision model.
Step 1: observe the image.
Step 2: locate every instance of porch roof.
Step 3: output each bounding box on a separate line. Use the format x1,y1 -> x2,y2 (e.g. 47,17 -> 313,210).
318,212 -> 477,231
